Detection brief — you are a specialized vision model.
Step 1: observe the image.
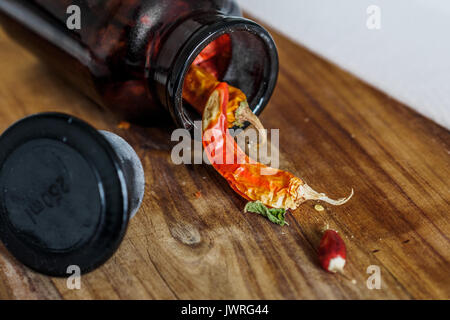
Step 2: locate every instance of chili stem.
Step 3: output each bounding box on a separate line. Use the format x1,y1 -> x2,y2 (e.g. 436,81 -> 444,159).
300,185 -> 354,205
234,101 -> 267,147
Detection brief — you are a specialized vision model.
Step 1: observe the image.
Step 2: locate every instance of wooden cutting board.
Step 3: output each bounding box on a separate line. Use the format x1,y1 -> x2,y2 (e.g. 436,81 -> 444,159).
0,21 -> 449,300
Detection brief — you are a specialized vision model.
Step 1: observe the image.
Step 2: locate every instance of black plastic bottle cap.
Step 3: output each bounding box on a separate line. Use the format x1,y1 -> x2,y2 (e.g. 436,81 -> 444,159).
0,113 -> 145,276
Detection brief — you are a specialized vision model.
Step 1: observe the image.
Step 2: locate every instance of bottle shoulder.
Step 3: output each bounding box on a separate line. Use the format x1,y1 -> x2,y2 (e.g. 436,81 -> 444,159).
84,0 -> 241,76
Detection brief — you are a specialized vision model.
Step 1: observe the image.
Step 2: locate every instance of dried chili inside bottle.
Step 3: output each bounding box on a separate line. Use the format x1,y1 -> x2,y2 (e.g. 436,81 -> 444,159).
0,0 -> 278,129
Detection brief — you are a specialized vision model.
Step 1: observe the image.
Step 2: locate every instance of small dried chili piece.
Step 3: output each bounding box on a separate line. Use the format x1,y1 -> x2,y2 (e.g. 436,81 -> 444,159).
318,229 -> 347,273
117,121 -> 131,129
314,204 -> 325,212
202,82 -> 353,211
194,191 -> 202,199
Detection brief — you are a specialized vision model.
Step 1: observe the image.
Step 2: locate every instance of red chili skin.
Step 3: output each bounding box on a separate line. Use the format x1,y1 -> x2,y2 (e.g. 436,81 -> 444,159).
318,230 -> 347,273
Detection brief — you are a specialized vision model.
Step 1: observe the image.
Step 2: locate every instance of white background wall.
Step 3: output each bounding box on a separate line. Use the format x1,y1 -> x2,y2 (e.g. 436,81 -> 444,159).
239,0 -> 450,129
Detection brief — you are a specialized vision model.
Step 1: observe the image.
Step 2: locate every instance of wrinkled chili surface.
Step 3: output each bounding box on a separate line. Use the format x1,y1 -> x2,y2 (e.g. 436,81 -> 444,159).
201,83 -> 307,210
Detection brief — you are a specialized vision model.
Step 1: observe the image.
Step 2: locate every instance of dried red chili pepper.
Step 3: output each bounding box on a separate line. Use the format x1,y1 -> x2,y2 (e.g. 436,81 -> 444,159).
318,229 -> 347,273
201,82 -> 353,210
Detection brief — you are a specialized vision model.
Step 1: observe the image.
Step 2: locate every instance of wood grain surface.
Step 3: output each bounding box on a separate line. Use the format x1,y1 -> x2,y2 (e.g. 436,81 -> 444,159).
0,22 -> 449,300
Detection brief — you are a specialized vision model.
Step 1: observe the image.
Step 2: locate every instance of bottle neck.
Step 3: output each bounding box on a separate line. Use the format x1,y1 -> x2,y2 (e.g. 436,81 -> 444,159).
153,14 -> 279,130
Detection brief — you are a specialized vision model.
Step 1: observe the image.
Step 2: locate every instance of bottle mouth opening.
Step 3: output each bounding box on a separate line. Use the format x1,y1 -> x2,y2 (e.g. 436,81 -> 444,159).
172,18 -> 279,131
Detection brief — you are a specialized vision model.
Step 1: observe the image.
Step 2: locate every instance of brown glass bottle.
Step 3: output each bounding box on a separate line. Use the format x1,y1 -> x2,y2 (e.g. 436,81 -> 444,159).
0,0 -> 278,130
